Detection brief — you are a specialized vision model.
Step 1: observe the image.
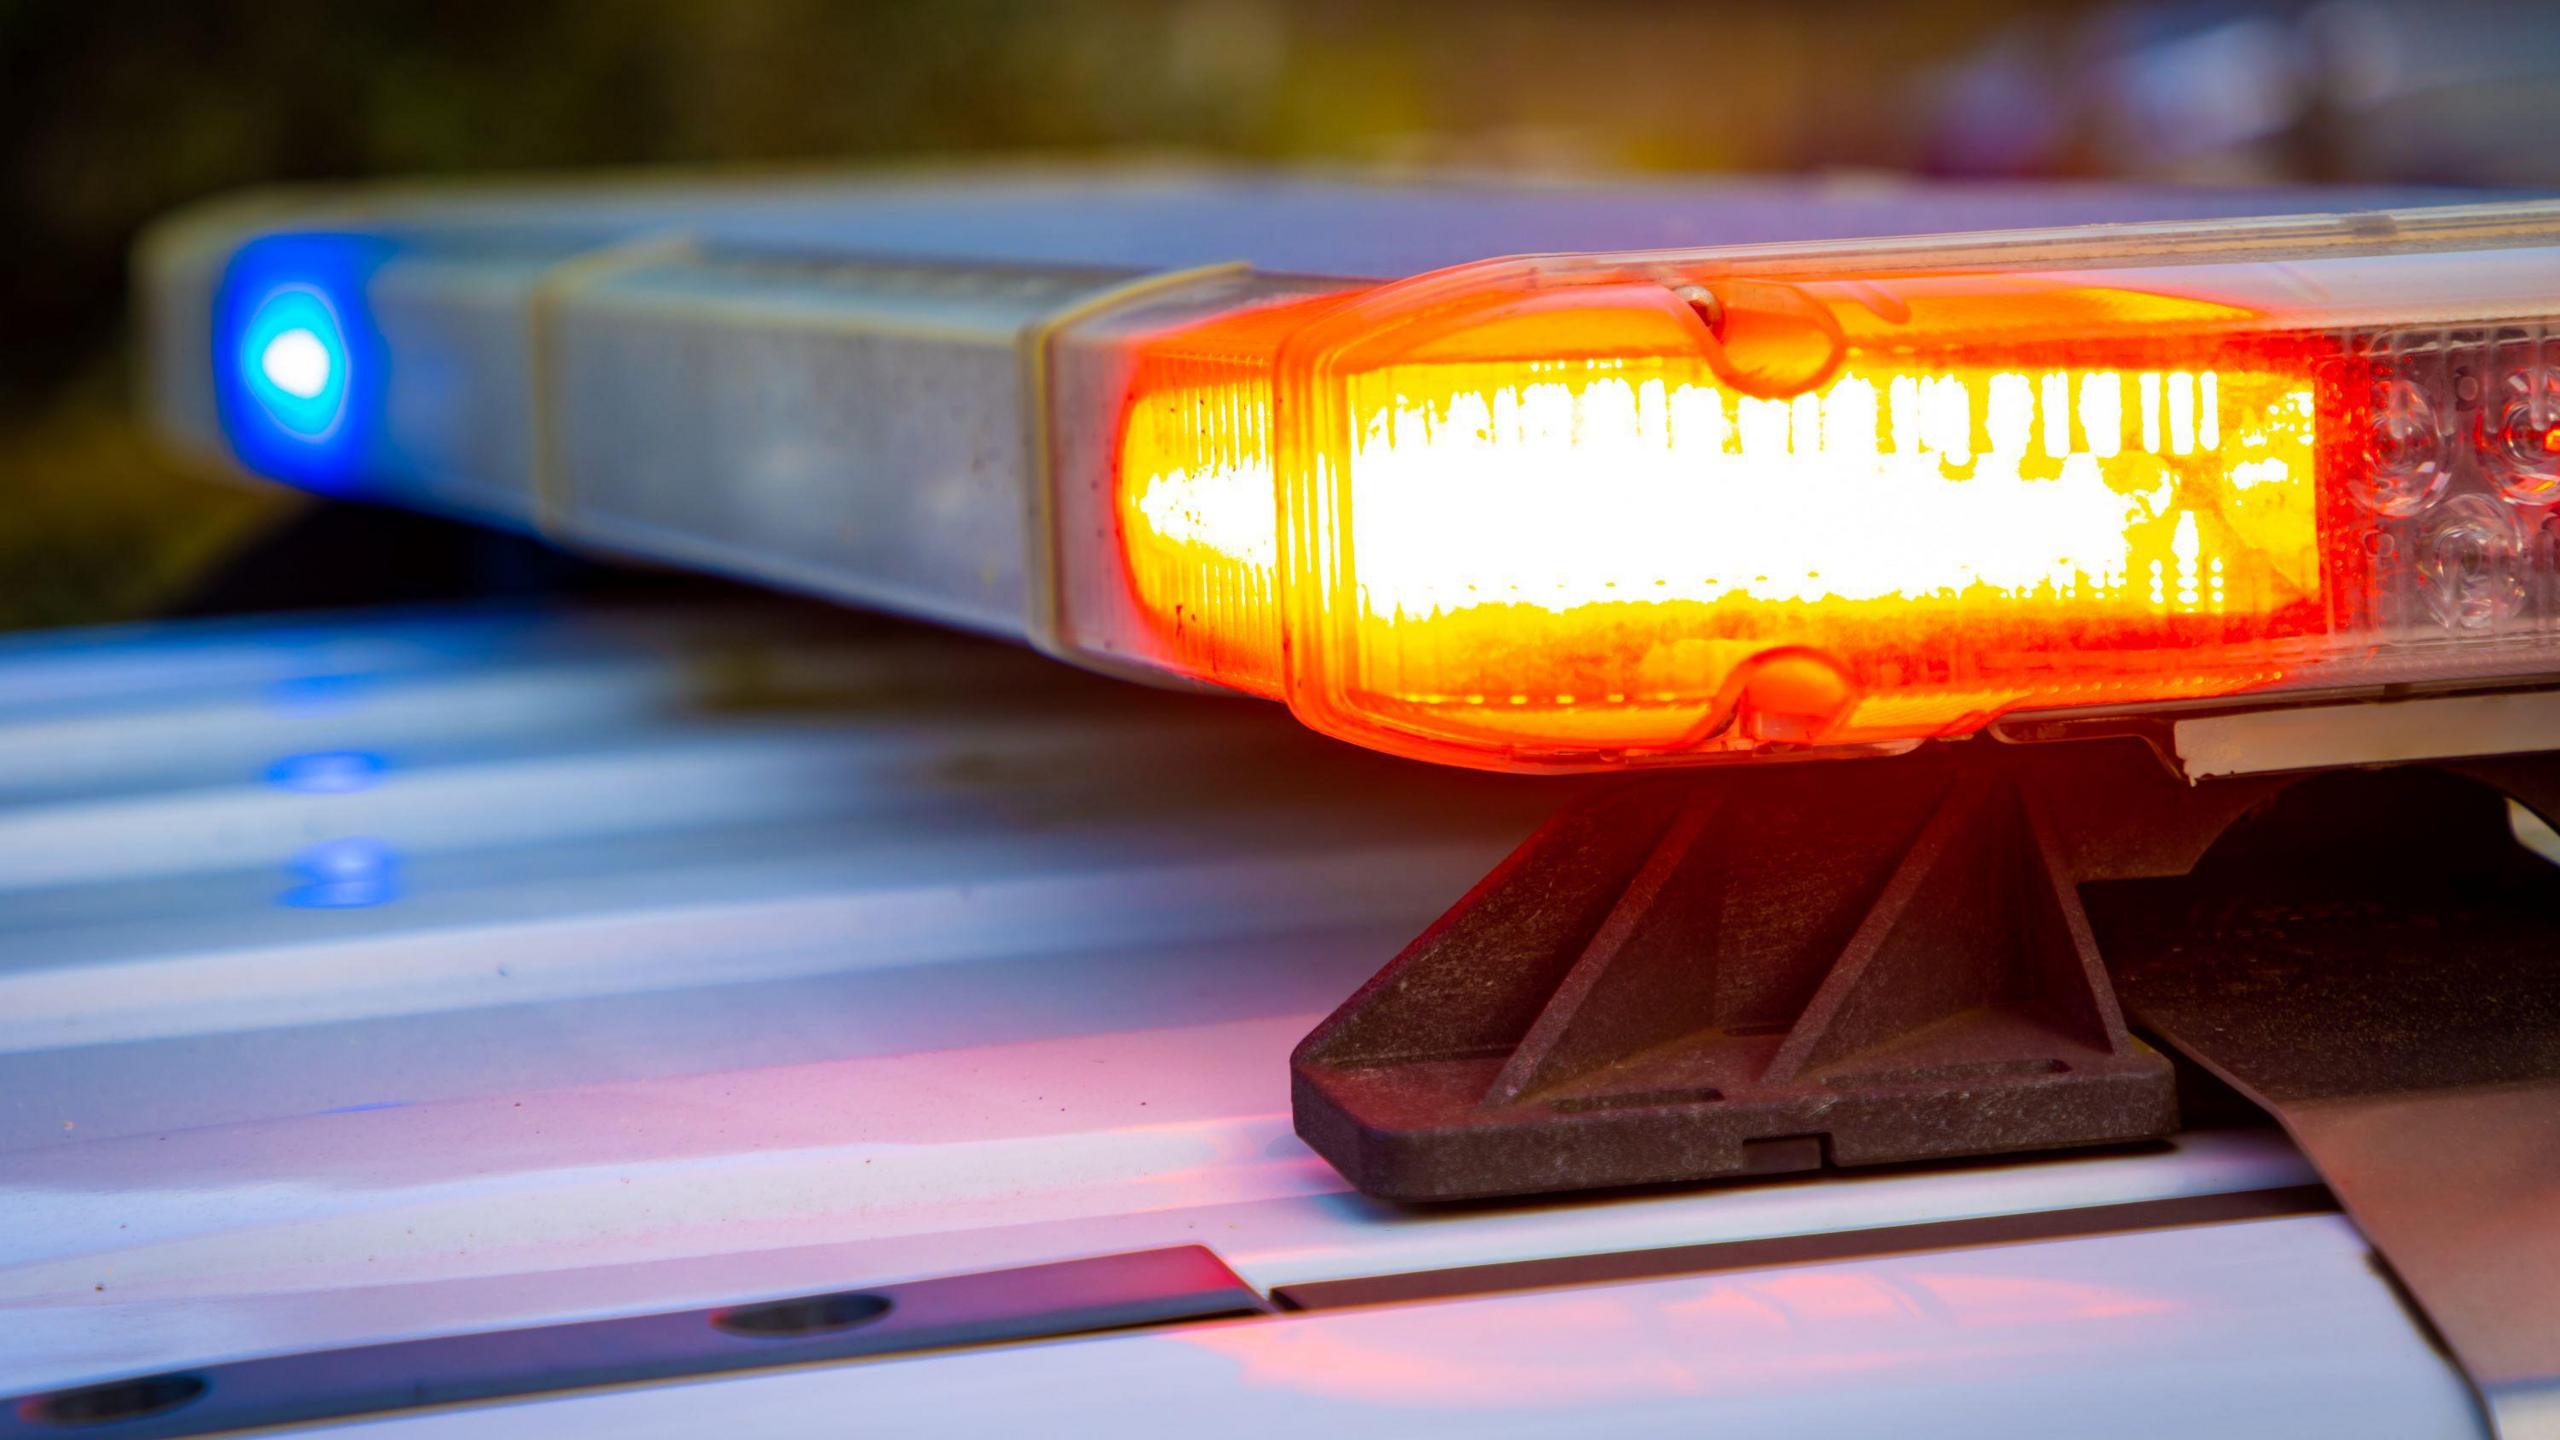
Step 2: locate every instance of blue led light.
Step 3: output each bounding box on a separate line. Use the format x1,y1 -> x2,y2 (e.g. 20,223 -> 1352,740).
238,287 -> 349,438
212,232 -> 392,488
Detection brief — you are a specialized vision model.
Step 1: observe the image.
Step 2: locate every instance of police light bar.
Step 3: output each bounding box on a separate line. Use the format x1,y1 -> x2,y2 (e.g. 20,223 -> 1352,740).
143,181 -> 2560,772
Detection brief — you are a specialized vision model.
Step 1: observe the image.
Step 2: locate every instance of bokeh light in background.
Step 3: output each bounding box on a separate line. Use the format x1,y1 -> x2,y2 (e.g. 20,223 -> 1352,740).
4,0 -> 2557,629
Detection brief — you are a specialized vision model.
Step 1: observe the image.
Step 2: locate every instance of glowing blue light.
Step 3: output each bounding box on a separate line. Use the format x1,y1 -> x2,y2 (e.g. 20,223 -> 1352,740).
213,233 -> 392,488
237,287 -> 350,439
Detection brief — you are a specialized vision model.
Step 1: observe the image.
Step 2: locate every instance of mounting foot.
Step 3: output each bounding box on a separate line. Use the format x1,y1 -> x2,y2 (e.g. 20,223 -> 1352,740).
1293,746 -> 2179,1201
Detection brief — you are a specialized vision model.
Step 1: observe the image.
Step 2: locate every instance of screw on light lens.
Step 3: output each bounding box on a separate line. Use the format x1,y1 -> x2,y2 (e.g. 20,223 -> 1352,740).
1679,279 -> 1847,400
2417,493 -> 2528,632
2358,367 -> 2452,517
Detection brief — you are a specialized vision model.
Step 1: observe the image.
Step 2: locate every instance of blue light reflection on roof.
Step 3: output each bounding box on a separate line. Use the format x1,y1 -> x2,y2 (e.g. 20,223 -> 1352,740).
212,232 -> 394,490
262,672 -> 376,713
280,836 -> 402,909
266,750 -> 387,794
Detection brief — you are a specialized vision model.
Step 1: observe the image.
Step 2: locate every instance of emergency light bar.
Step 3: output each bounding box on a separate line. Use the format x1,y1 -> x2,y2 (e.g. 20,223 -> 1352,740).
144,182 -> 2560,772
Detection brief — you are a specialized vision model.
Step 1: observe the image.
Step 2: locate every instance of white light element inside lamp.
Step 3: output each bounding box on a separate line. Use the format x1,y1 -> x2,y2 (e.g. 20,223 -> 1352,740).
259,327 -> 334,401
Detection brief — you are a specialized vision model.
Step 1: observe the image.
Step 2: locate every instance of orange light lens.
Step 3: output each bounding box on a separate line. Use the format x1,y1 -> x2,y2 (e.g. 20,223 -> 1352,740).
1310,349 -> 2323,754
1114,292 -> 1354,695
1116,266 -> 2344,769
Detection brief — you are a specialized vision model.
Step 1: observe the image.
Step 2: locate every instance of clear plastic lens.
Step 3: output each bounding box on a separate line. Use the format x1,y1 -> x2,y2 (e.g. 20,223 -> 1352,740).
2359,363 -> 2452,518
2416,492 -> 2529,632
2486,343 -> 2560,505
2350,330 -> 2560,649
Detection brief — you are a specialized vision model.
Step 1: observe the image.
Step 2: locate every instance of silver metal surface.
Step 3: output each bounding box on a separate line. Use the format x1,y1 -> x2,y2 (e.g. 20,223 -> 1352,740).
0,603 -> 2477,1433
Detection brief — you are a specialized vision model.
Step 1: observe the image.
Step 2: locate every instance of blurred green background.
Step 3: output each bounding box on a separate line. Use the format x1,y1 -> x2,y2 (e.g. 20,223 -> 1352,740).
3,0 -> 2547,629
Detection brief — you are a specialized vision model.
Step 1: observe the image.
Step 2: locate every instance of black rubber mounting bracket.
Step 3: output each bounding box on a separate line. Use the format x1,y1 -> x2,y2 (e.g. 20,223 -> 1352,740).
1291,736 -> 2560,1202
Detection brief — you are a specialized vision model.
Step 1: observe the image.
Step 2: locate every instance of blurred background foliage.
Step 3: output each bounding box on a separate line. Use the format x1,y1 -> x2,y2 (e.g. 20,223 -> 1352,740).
4,0 -> 2557,629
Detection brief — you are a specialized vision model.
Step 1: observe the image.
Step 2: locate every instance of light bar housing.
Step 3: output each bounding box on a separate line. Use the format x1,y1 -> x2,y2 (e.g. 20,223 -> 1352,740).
142,180 -> 2560,772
